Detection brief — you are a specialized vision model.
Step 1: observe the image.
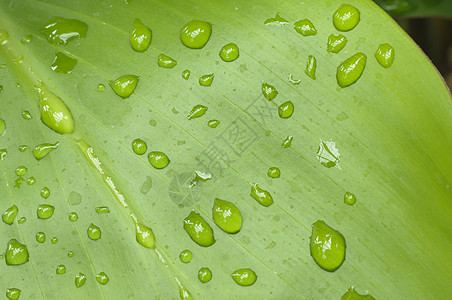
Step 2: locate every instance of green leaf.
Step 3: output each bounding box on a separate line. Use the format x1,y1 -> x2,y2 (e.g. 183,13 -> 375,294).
1,0 -> 451,299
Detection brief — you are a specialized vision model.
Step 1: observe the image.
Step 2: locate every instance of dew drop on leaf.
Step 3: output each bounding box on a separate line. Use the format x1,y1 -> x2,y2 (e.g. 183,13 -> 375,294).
198,267 -> 212,283
132,138 -> 147,155
207,119 -> 220,128
41,187 -> 50,198
158,53 -> 177,68
264,13 -> 289,26
212,198 -> 243,234
95,206 -> 110,213
130,18 -> 152,52
51,237 -> 58,244
278,101 -> 294,119
333,4 -> 360,32
27,177 -> 36,185
40,17 -> 88,45
17,217 -> 26,224
231,268 -> 257,286
219,43 -> 239,62
56,264 -> 66,274
344,192 -> 357,205
262,83 -> 278,101
147,151 -> 170,169
75,273 -> 87,288
5,239 -> 29,265
36,232 -> 45,243
33,142 -> 59,160
183,210 -> 216,247
135,223 -> 155,249
109,75 -> 139,99
87,223 -> 101,240
327,34 -> 348,53
69,212 -> 79,222
96,272 -> 110,285
375,43 -> 395,68
21,111 -> 32,120
179,249 -> 192,263
37,204 -> 55,219
182,69 -> 191,80
188,105 -> 208,120
293,19 -> 317,36
2,205 -> 18,225
336,52 -> 367,88
15,166 -> 27,176
180,20 -> 212,49
6,288 -> 21,300
305,55 -> 317,80
282,136 -> 293,148
250,183 -> 274,207
50,52 -> 77,74
267,167 -> 280,178
341,286 -> 375,300
199,74 -> 214,87
310,220 -> 346,272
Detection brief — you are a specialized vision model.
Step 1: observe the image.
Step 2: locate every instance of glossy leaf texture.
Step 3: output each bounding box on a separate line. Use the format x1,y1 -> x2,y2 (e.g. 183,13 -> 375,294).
0,0 -> 451,299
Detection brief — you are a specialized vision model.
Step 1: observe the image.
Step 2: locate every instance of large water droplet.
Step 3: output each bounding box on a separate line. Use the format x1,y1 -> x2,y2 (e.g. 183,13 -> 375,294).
336,52 -> 367,88
198,267 -> 212,283
35,82 -> 74,134
183,211 -> 215,247
212,198 -> 242,234
219,43 -> 239,62
158,54 -> 177,68
375,43 -> 395,68
87,223 -> 101,240
132,138 -> 147,155
231,268 -> 257,286
27,177 -> 36,185
179,249 -> 192,263
147,151 -> 170,169
262,83 -> 278,101
130,18 -> 152,52
75,273 -> 87,288
267,167 -> 280,178
293,19 -> 317,36
32,142 -> 59,160
305,55 -> 317,80
5,239 -> 29,265
15,166 -> 27,176
310,220 -> 346,272
6,288 -> 21,300
333,4 -> 360,31
69,212 -> 78,221
56,264 -> 66,274
135,223 -> 155,249
96,272 -> 109,285
51,237 -> 58,244
51,52 -> 77,74
2,205 -> 18,225
41,17 -> 88,45
342,287 -> 375,300
37,204 -> 55,219
109,75 -> 139,99
278,101 -> 294,119
316,140 -> 340,168
188,105 -> 208,120
344,191 -> 357,205
199,74 -> 214,87
250,184 -> 274,207
180,20 -> 212,49
36,232 -> 46,243
327,34 -> 347,53
41,187 -> 50,198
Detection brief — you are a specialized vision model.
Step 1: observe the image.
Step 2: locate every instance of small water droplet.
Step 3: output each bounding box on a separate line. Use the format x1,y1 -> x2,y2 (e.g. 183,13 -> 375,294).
109,75 -> 139,99
183,211 -> 215,247
130,18 -> 152,52
0,118 -> 5,135
250,184 -> 274,207
305,55 -> 316,80
87,223 -> 101,240
267,167 -> 280,178
51,237 -> 58,244
21,111 -> 32,120
41,17 -> 88,45
180,20 -> 212,49
132,138 -> 147,155
32,142 -> 59,160
375,43 -> 395,68
135,223 -> 155,249
281,136 -> 293,148
2,205 -> 18,225
37,204 -> 55,219
327,34 -> 347,53
293,19 -> 317,36
21,34 -> 32,44
50,52 -> 77,74
41,187 -> 50,198
68,251 -> 74,257
5,239 -> 29,265
69,212 -> 78,221
14,177 -> 24,189
158,53 -> 177,68
199,74 -> 214,87
262,83 -> 278,101
188,171 -> 212,188
198,267 -> 212,283
212,198 -> 242,234
147,151 -> 170,169
179,249 -> 192,263
207,119 -> 220,128
344,192 -> 357,205
316,139 -> 340,168
182,69 -> 191,80
95,206 -> 110,213
17,217 -> 26,224
219,43 -> 239,62
6,288 -> 21,300
18,145 -> 28,152
27,177 -> 36,185
96,272 -> 109,285
336,52 -> 367,88
333,4 -> 360,31
310,220 -> 346,272
75,273 -> 87,288
288,74 -> 301,85
278,101 -> 294,119
341,287 -> 375,300
56,264 -> 66,274
264,13 -> 289,26
0,30 -> 9,45
35,82 -> 74,134
36,232 -> 46,243
188,105 -> 208,120
0,149 -> 7,160
97,84 -> 105,91
15,166 -> 27,176
231,268 -> 257,286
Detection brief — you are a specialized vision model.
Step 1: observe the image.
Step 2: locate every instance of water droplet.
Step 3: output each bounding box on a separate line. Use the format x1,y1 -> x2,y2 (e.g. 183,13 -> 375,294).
68,191 -> 82,205
327,34 -> 347,53
15,166 -> 27,176
288,74 -> 301,85
21,111 -> 32,120
14,177 -> 24,189
158,53 -> 177,68
250,184 -> 274,207
2,205 -> 18,225
183,210 -> 215,247
69,212 -> 78,221
344,192 -> 357,205
96,272 -> 109,285
199,74 -> 214,87
95,206 -> 110,213
231,268 -> 257,286
17,217 -> 26,224
87,223 -> 101,240
37,204 -> 55,219
336,52 -> 367,88
0,30 -> 9,45
278,101 -> 294,119
51,237 -> 58,244
333,4 -> 360,31
219,43 -> 239,62
5,239 -> 29,265
97,84 -> 105,91
310,220 -> 346,272
135,223 -> 155,249
198,267 -> 212,283
75,273 -> 87,288
35,82 -> 74,134
207,119 -> 220,128
182,69 -> 191,80
212,198 -> 242,234
282,136 -> 293,148
36,232 -> 46,243
6,288 -> 21,300
21,34 -> 32,44
179,249 -> 192,263
56,264 -> 66,274
27,177 -> 36,185
293,19 -> 317,36
130,18 -> 152,52
0,118 -> 5,135
188,105 -> 208,120
180,20 -> 212,49
32,142 -> 59,160
109,75 -> 139,99
147,151 -> 170,169
0,149 -> 7,160
68,251 -> 74,257
316,139 -> 340,168
262,83 -> 278,101
305,55 -> 316,80
41,187 -> 50,198
18,145 -> 28,152
131,138 -> 147,155
264,13 -> 289,26
188,171 -> 212,188
50,52 -> 77,74
342,287 -> 375,300
375,43 -> 395,68
41,17 -> 88,45
267,167 -> 280,178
